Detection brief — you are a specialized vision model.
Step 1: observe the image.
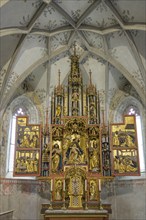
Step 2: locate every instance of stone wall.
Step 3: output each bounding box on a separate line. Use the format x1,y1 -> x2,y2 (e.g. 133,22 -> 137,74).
102,177 -> 146,220
0,177 -> 145,220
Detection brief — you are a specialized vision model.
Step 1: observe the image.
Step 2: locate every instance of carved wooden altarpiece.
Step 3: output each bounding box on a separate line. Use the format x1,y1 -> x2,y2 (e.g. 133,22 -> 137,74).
13,47 -> 140,214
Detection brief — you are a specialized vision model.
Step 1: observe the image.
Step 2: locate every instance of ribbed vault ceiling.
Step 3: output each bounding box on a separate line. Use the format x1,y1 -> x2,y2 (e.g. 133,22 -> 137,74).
0,0 -> 146,114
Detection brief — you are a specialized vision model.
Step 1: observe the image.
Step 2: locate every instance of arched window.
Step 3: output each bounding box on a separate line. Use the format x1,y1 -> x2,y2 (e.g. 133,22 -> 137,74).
6,96 -> 40,178
6,108 -> 26,176
125,106 -> 145,173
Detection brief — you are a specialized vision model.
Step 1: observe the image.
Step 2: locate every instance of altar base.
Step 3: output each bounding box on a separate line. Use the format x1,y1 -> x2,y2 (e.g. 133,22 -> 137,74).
44,209 -> 109,220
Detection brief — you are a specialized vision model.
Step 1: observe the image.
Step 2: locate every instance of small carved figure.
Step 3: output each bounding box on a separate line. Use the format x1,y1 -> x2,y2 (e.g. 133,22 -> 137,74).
89,150 -> 99,171
89,181 -> 97,200
124,157 -> 137,172
114,156 -> 120,172
72,89 -> 79,108
72,122 -> 79,134
113,131 -> 120,146
15,159 -> 21,172
51,143 -> 62,172
33,157 -> 38,172
28,161 -> 34,172
89,140 -> 99,171
89,104 -> 95,117
55,180 -> 63,200
19,159 -> 27,172
42,144 -> 50,163
56,104 -> 61,117
125,134 -> 135,147
20,135 -> 30,148
30,134 -> 39,148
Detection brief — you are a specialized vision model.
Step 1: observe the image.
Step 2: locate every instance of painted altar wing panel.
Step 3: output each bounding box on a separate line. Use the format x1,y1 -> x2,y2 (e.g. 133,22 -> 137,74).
110,115 -> 140,176
13,116 -> 41,176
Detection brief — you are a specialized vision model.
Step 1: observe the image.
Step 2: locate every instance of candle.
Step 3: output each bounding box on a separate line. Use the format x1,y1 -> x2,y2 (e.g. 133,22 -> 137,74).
85,179 -> 87,191
51,179 -> 53,191
63,179 -> 65,191
99,179 -> 101,191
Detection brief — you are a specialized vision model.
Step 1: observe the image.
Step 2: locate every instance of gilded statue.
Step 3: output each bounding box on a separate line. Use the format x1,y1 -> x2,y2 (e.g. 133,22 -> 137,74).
89,140 -> 100,171
89,103 -> 95,117
42,144 -> 50,163
30,134 -> 39,148
33,156 -> 38,172
19,159 -> 27,172
55,180 -> 63,200
66,138 -> 84,164
72,122 -> 79,134
26,159 -> 34,172
52,127 -> 63,138
114,156 -> 120,172
114,155 -> 137,173
56,104 -> 61,117
125,134 -> 135,147
89,181 -> 97,200
51,143 -> 62,172
20,134 -> 30,148
16,159 -> 21,172
113,131 -> 120,146
72,89 -> 79,108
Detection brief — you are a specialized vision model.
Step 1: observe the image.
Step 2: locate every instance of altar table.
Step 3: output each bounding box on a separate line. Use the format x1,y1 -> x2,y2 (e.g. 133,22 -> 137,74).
43,209 -> 109,220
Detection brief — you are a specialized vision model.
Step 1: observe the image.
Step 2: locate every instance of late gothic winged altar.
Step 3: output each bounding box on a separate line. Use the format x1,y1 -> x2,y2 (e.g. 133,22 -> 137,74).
13,46 -> 140,215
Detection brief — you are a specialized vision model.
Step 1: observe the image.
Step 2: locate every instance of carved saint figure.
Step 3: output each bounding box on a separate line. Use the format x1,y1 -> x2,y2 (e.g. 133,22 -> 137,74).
42,144 -> 50,163
52,143 -> 62,172
125,134 -> 135,147
56,104 -> 61,117
33,156 -> 38,172
26,159 -> 34,172
19,159 -> 27,172
20,134 -> 30,148
66,138 -> 84,164
89,140 -> 100,171
114,156 -> 120,172
113,131 -> 120,146
89,104 -> 95,117
30,134 -> 39,148
55,180 -> 63,200
89,181 -> 97,200
72,89 -> 79,108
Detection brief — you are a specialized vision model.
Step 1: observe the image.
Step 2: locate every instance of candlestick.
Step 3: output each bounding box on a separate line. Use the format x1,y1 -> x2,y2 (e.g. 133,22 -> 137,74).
99,179 -> 101,191
85,191 -> 88,210
102,109 -> 105,125
49,191 -> 53,210
51,179 -> 53,191
85,179 -> 87,191
62,190 -> 66,210
99,191 -> 103,210
63,179 -> 65,191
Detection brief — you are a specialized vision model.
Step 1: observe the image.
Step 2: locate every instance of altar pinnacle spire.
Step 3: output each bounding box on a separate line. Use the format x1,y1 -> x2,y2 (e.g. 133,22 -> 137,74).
89,69 -> 92,85
73,41 -> 76,56
58,69 -> 61,86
